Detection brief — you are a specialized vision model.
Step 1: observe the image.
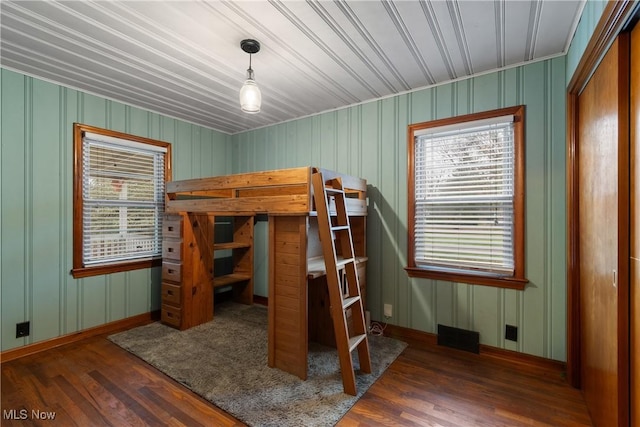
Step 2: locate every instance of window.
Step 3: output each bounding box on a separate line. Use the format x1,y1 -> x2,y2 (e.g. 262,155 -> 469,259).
406,106 -> 527,290
72,124 -> 171,278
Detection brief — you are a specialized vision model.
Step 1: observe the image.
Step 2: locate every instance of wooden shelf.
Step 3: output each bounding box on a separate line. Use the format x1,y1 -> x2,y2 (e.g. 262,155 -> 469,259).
214,241 -> 251,250
213,273 -> 252,288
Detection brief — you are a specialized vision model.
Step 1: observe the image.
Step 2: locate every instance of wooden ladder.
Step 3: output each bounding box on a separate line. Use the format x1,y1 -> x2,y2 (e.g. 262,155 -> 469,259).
312,171 -> 371,396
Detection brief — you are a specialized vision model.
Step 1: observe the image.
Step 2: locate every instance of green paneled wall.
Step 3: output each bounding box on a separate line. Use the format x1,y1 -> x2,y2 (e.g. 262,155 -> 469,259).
234,57 -> 568,361
566,0 -> 607,82
1,56 -> 569,361
0,69 -> 231,351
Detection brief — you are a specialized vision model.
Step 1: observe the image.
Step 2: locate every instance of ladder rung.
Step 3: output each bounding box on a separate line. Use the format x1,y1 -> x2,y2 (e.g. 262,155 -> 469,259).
336,257 -> 356,269
331,225 -> 350,232
342,295 -> 360,310
348,334 -> 367,353
325,187 -> 344,194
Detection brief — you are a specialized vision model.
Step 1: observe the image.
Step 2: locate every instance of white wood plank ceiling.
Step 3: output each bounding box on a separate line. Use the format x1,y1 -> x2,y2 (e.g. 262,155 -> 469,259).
0,1 -> 584,134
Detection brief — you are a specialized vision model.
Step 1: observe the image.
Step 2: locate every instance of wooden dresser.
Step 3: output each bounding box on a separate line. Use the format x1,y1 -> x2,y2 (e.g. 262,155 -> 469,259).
160,214 -> 187,328
160,213 -> 254,330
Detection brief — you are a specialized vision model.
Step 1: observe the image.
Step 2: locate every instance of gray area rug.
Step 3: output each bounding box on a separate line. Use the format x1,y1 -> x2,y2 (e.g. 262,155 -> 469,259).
109,302 -> 407,426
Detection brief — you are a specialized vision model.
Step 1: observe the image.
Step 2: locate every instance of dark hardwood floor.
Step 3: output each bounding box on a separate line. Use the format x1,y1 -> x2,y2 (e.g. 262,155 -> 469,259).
1,332 -> 592,426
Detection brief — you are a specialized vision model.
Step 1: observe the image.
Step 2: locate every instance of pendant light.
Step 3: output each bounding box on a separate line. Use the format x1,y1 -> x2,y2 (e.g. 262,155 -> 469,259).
239,39 -> 261,114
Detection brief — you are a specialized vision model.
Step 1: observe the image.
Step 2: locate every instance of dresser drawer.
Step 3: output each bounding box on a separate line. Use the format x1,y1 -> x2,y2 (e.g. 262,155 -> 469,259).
162,216 -> 183,239
161,304 -> 181,328
161,282 -> 181,305
162,239 -> 182,261
162,261 -> 182,282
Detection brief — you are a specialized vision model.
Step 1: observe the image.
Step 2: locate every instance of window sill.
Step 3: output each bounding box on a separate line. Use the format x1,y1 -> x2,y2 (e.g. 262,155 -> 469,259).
405,267 -> 528,290
71,258 -> 162,279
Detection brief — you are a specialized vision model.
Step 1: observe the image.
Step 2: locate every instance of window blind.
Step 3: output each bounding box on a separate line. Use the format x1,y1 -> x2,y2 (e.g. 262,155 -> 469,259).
414,118 -> 515,276
82,133 -> 165,266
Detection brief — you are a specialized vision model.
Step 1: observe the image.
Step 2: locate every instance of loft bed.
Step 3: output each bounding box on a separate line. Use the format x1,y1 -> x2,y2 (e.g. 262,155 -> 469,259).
160,166 -> 368,380
165,166 -> 367,216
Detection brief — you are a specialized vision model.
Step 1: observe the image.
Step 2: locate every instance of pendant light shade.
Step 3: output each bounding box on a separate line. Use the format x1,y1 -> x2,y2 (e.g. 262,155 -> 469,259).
239,39 -> 261,114
240,68 -> 261,114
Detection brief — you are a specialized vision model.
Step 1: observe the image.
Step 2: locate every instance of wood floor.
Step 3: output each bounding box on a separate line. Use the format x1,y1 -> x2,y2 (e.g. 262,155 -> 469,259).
1,333 -> 592,426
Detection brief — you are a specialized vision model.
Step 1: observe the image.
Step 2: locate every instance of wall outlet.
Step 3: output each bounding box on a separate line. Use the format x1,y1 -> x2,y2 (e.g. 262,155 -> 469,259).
505,324 -> 518,342
16,321 -> 30,338
383,303 -> 393,318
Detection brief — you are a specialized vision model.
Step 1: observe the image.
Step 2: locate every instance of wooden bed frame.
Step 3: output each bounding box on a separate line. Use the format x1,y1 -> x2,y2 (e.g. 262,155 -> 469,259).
161,166 -> 368,380
165,166 -> 367,216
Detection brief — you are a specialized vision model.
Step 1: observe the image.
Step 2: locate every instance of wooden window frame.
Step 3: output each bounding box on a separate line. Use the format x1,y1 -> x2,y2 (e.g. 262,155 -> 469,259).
405,105 -> 528,290
71,123 -> 171,279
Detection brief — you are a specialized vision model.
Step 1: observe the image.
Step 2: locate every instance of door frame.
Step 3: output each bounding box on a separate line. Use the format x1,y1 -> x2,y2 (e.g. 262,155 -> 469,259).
566,0 -> 636,424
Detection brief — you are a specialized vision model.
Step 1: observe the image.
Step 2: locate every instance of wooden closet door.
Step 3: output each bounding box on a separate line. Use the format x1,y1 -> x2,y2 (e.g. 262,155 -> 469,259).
577,33 -> 630,427
631,21 -> 640,427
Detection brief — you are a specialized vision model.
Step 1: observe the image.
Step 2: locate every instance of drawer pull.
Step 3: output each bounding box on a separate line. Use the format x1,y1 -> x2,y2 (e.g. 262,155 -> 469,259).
168,226 -> 174,232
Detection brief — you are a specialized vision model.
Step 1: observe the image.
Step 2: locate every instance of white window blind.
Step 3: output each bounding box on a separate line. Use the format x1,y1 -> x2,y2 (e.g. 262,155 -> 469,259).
82,133 -> 165,266
414,117 -> 515,276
